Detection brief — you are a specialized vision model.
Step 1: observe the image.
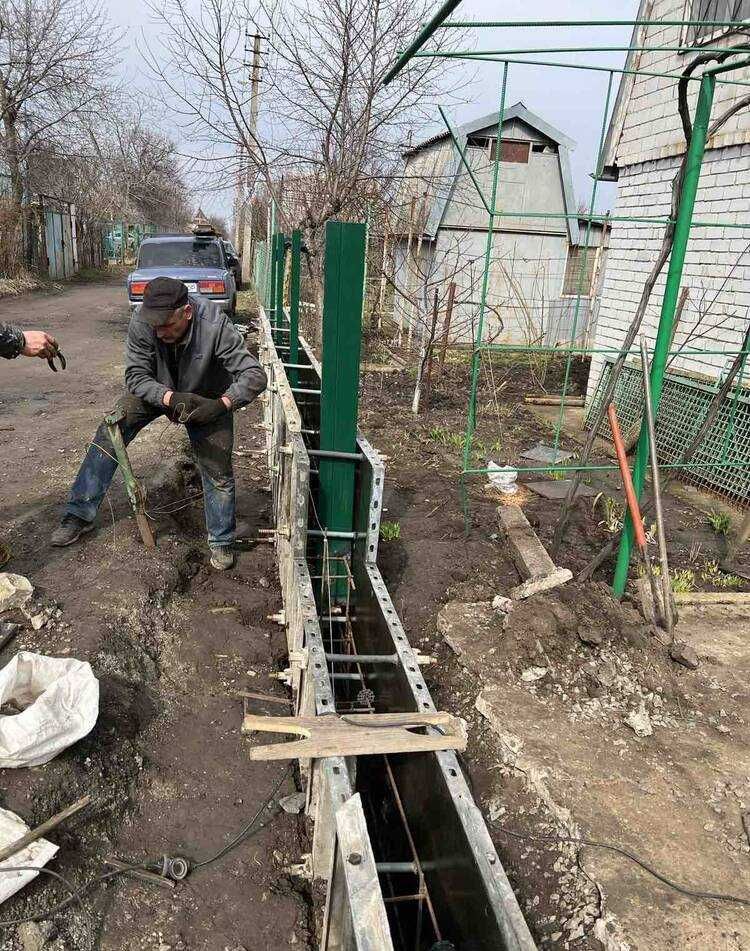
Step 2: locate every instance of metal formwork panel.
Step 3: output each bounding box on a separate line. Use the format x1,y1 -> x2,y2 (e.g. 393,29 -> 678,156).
258,302 -> 535,951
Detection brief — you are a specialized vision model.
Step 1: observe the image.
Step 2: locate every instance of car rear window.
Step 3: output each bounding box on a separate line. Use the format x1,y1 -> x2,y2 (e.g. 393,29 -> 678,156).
138,240 -> 223,269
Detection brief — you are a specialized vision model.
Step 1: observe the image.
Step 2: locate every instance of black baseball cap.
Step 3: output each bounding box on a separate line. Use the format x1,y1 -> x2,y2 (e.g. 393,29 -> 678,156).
139,277 -> 189,326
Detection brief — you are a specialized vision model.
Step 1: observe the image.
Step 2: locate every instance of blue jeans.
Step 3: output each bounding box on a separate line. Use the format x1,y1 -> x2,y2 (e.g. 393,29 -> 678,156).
65,394 -> 235,547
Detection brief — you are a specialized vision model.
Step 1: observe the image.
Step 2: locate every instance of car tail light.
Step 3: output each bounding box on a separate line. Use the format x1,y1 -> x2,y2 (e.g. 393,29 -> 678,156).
130,281 -> 149,296
198,279 -> 226,295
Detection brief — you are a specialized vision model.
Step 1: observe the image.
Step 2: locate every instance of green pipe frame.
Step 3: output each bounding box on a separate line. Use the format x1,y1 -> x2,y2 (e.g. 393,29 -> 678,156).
289,230 -> 302,386
460,62 -> 508,493
383,0 -> 463,84
387,10 -> 750,595
441,19 -> 750,29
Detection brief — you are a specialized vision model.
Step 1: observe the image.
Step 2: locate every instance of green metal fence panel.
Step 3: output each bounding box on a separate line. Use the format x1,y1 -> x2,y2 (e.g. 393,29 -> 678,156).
587,361 -> 750,505
254,241 -> 269,308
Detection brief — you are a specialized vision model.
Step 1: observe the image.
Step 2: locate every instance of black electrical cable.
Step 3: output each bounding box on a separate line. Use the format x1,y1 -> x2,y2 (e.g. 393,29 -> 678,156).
0,866 -> 89,918
190,763 -> 292,870
0,862 -> 152,928
495,825 -> 750,908
0,764 -> 294,928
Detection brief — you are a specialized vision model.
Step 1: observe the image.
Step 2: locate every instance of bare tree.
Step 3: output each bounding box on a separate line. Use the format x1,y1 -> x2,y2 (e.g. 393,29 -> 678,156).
0,0 -> 119,253
141,0 -> 467,307
25,108 -> 192,234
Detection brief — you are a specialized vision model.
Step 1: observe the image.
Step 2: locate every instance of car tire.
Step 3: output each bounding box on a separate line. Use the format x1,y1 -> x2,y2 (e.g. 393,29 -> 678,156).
230,294 -> 237,318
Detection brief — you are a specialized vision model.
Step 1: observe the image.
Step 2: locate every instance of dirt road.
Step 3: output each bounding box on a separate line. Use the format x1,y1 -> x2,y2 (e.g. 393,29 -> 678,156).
0,280 -> 310,950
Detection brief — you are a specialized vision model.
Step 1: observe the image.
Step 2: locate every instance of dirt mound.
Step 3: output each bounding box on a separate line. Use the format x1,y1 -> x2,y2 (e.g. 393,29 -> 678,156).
439,579 -> 703,739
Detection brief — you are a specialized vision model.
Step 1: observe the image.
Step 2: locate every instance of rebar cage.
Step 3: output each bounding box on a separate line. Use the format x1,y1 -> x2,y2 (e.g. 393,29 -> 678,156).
255,245 -> 536,947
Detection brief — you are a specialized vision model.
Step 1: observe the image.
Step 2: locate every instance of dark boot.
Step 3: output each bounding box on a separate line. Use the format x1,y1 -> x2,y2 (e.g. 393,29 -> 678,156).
51,515 -> 95,547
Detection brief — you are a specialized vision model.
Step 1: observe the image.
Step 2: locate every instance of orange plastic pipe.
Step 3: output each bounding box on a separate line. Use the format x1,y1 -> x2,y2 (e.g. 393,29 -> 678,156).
607,403 -> 647,550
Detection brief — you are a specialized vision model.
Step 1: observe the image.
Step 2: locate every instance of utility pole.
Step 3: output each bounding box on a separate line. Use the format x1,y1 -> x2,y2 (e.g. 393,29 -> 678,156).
234,30 -> 263,284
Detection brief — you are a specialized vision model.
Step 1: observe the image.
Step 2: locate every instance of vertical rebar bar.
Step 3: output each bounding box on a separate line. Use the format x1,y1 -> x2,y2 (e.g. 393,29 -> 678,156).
552,70 -> 614,457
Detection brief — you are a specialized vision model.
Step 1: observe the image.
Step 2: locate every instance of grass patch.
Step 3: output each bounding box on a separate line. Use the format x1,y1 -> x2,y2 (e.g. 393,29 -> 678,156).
428,426 -> 464,450
706,509 -> 731,536
670,569 -> 697,593
379,521 -> 401,541
700,559 -> 743,589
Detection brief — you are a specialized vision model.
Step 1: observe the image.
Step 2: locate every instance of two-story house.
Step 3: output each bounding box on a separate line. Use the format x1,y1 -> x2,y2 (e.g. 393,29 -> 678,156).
587,1 -> 750,502
392,102 -> 607,347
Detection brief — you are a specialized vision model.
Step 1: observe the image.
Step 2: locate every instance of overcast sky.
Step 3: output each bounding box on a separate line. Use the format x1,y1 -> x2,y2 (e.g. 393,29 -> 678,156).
103,0 -> 641,218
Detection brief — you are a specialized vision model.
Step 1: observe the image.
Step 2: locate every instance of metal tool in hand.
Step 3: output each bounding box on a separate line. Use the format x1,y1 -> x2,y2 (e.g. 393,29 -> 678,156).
47,348 -> 66,372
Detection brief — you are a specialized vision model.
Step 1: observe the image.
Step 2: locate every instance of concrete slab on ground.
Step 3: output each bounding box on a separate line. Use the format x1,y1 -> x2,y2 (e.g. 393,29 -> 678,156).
520,443 -> 575,464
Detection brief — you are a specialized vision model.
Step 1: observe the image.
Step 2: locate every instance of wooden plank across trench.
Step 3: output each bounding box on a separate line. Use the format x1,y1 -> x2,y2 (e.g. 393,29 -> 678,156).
241,711 -> 466,761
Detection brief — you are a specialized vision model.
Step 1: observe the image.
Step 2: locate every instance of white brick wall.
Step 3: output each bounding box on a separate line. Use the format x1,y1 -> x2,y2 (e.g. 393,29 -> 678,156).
587,144 -> 750,402
611,0 -> 750,167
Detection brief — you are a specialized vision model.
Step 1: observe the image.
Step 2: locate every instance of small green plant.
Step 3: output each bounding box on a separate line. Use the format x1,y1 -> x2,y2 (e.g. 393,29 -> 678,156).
593,494 -> 655,541
379,521 -> 401,541
706,509 -> 732,536
670,569 -> 696,593
592,493 -> 624,534
429,425 -> 467,452
546,468 -> 567,481
700,560 -> 743,589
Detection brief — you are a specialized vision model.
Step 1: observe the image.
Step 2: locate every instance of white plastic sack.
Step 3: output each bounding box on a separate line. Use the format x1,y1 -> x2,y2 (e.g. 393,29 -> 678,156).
0,807 -> 57,905
487,461 -> 518,494
0,652 -> 99,768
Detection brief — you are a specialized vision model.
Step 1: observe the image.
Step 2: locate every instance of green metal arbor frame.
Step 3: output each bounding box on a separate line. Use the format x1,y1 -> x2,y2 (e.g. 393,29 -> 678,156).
385,5 -> 750,595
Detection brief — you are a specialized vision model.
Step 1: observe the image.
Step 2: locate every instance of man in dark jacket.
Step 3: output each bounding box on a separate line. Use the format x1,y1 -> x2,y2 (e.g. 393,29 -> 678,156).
51,277 -> 267,570
0,323 -> 59,361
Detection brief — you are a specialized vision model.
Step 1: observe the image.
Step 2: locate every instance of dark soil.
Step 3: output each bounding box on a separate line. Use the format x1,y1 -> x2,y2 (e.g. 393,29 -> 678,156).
358,353 -> 749,949
0,280 -> 311,950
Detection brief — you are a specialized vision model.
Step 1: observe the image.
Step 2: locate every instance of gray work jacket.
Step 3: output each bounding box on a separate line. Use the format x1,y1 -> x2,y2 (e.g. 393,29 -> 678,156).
125,295 -> 267,409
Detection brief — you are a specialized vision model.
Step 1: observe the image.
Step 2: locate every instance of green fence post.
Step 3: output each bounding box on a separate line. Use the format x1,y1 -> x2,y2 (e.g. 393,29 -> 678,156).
266,202 -> 276,312
275,232 -> 287,328
460,63 -> 508,511
613,72 -> 716,595
268,233 -> 279,322
289,230 -> 302,386
318,220 -> 367,603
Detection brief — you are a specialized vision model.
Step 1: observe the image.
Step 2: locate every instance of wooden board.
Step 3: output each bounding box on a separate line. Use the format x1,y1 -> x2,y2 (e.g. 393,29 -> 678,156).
241,711 -> 466,761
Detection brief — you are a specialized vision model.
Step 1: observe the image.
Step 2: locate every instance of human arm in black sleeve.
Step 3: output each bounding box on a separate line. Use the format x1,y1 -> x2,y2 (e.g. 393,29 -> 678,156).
0,322 -> 26,359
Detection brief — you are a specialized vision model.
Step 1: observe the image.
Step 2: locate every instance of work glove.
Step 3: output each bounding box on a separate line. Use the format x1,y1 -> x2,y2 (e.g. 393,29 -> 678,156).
187,398 -> 229,426
167,391 -> 212,423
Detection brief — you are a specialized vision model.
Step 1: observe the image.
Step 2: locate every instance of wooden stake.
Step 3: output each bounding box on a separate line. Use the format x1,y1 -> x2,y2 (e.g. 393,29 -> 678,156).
104,414 -> 156,550
524,396 -> 585,407
437,281 -> 457,373
0,795 -> 92,864
104,857 -> 174,889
